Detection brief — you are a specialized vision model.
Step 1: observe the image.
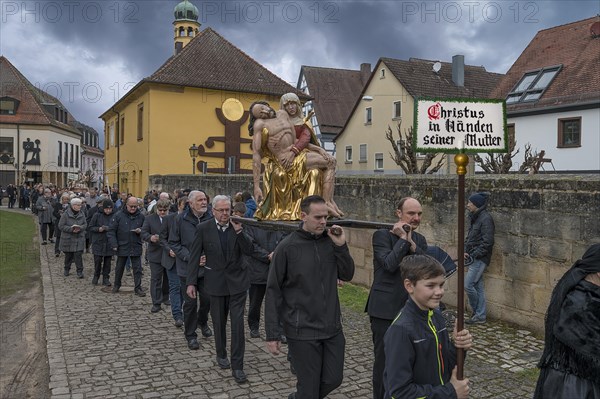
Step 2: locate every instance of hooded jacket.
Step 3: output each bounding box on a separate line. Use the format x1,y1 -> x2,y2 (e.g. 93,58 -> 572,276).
89,209 -> 116,257
264,228 -> 355,341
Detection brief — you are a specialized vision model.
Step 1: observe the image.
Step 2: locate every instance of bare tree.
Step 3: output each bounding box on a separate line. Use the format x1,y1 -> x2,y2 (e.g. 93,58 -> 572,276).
473,128 -> 543,174
385,121 -> 445,174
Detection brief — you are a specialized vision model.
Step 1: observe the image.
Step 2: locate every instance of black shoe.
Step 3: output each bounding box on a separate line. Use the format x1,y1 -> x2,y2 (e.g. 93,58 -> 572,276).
55,252 -> 60,257
77,272 -> 84,279
232,369 -> 247,384
280,335 -> 287,344
151,305 -> 161,313
134,288 -> 146,297
174,319 -> 183,328
187,338 -> 200,350
200,324 -> 213,338
288,393 -> 296,399
41,241 -> 47,245
102,277 -> 112,287
162,299 -> 171,306
63,269 -> 70,276
91,276 -> 99,285
250,328 -> 260,338
112,286 -> 120,293
49,239 -> 55,243
216,357 -> 230,369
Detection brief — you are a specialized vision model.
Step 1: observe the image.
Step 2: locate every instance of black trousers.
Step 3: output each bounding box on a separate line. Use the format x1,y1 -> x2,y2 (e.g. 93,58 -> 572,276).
370,316 -> 393,399
93,255 -> 112,278
8,196 -> 15,208
114,256 -> 142,290
287,332 -> 345,399
64,251 -> 83,273
248,283 -> 266,330
54,229 -> 62,254
149,262 -> 165,306
40,222 -> 54,241
210,292 -> 246,370
180,276 -> 210,341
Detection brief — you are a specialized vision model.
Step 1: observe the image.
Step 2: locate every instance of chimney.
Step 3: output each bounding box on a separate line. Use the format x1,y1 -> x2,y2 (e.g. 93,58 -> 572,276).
360,63 -> 371,85
452,55 -> 464,87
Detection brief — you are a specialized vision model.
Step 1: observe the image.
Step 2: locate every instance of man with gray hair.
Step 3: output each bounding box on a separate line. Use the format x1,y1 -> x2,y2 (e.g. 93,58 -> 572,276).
57,197 -> 87,277
188,195 -> 253,384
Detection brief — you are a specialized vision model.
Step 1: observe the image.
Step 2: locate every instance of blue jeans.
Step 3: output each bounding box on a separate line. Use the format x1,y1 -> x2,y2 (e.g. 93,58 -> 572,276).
165,267 -> 182,321
465,259 -> 487,320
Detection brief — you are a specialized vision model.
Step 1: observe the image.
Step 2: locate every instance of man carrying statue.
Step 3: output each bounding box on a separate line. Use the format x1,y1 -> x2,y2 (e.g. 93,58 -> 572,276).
249,93 -> 343,220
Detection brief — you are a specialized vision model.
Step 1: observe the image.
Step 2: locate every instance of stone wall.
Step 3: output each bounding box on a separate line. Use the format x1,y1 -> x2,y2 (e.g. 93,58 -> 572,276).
150,173 -> 600,334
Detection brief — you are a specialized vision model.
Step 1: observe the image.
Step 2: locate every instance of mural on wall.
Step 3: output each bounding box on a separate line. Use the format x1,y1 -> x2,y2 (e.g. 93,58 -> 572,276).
22,138 -> 41,165
197,98 -> 252,174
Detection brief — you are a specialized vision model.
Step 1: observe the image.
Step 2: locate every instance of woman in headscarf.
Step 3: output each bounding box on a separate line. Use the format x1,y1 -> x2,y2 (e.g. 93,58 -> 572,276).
533,243 -> 600,399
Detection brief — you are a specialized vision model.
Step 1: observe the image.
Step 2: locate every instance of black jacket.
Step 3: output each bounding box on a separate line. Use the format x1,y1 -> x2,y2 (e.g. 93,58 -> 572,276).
264,228 -> 355,341
366,229 -> 427,320
107,209 -> 145,256
187,218 -> 253,296
89,210 -> 116,257
169,209 -> 213,278
384,298 -> 458,399
244,226 -> 286,285
159,212 -> 177,271
141,213 -> 166,264
465,206 -> 495,265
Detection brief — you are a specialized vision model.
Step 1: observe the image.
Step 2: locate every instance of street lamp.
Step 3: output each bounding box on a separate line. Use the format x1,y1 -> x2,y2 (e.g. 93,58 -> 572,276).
188,144 -> 199,175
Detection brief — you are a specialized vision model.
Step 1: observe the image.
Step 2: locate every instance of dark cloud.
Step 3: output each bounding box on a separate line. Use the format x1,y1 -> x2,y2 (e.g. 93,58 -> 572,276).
1,0 -> 597,141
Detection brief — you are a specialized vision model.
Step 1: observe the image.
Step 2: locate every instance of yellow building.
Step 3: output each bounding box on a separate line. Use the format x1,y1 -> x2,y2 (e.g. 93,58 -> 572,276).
100,0 -> 305,196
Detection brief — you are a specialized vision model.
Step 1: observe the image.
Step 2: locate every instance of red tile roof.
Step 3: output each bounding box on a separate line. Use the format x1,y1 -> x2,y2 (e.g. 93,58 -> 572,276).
147,28 -> 307,99
300,66 -> 368,136
0,56 -> 81,135
490,16 -> 600,111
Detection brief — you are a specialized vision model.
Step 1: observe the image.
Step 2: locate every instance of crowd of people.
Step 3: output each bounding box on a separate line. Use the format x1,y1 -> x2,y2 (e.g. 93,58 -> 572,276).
5,181 -> 594,398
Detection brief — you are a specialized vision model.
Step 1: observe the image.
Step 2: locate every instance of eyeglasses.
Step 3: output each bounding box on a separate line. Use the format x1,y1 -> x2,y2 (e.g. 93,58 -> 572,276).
127,205 -> 138,208
157,208 -> 168,212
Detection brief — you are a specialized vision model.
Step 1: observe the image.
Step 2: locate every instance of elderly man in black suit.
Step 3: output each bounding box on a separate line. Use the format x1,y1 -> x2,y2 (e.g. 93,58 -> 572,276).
170,190 -> 213,349
366,197 -> 428,399
188,194 -> 253,384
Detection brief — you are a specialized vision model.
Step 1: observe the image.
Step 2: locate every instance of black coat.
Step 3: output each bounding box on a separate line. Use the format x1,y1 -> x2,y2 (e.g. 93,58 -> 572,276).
187,219 -> 253,296
465,206 -> 495,265
159,213 -> 178,271
244,226 -> 286,285
107,209 -> 145,256
366,229 -> 427,321
89,210 -> 116,257
169,209 -> 213,278
141,213 -> 166,264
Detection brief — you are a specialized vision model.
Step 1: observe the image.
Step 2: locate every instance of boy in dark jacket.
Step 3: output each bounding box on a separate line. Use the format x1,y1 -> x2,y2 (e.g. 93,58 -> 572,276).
383,255 -> 473,399
89,199 -> 116,286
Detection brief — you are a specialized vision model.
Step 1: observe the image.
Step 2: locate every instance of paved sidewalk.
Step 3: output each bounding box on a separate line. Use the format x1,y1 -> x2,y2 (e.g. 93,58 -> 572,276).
37,232 -> 543,398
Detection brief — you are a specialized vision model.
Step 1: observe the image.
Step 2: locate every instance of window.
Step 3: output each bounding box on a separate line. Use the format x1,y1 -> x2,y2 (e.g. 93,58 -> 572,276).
345,146 -> 352,162
558,117 -> 581,148
137,103 -> 144,141
75,146 -> 79,168
64,142 -> 68,166
116,118 -> 121,146
393,101 -> 401,119
0,97 -> 19,115
506,65 -> 561,104
375,153 -> 384,170
121,116 -> 125,145
70,144 -> 74,167
359,144 -> 367,162
380,68 -> 385,79
0,136 -> 13,154
365,107 -> 372,125
58,141 -> 62,166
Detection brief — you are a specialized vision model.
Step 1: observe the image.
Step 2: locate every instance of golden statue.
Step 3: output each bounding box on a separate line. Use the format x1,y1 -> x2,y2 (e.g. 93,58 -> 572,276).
249,94 -> 343,220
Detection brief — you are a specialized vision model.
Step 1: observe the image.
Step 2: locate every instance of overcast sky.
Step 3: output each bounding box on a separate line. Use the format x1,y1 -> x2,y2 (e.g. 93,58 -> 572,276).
1,0 -> 598,141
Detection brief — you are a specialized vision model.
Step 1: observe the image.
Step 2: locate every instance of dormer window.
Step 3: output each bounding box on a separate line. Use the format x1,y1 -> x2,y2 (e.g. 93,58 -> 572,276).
506,65 -> 561,104
0,97 -> 19,115
380,68 -> 385,79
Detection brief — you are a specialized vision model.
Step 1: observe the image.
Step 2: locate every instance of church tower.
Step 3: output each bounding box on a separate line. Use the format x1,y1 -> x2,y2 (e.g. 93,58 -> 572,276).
173,0 -> 200,55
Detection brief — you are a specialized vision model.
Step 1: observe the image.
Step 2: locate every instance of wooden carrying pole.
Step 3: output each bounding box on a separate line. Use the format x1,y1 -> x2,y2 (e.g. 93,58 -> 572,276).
454,150 -> 469,380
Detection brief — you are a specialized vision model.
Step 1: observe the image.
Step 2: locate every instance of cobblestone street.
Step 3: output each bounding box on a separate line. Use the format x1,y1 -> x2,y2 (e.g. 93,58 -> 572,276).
39,238 -> 543,398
